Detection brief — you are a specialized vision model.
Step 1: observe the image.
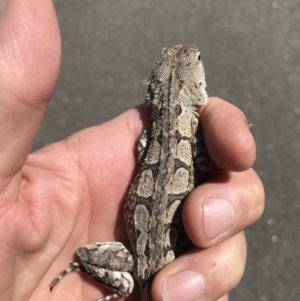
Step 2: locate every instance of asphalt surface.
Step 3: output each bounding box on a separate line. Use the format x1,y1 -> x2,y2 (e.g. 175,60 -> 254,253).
35,1 -> 300,300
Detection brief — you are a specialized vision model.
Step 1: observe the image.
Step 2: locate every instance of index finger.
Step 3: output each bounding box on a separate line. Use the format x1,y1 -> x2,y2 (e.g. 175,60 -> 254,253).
201,97 -> 256,171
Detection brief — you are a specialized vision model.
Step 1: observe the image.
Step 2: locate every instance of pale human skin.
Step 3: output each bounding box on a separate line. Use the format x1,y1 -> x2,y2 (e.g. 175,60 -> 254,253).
0,1 -> 264,301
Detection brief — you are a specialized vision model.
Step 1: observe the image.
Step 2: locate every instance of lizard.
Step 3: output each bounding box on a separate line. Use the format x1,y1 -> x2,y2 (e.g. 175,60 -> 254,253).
50,44 -> 211,301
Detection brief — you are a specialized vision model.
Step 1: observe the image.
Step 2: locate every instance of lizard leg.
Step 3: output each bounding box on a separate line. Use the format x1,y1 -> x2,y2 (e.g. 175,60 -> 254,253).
137,128 -> 151,163
50,242 -> 134,300
193,129 -> 212,181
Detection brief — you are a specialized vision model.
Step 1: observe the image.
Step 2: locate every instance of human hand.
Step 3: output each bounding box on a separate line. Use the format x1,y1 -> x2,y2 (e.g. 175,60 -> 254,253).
0,1 -> 264,301
152,97 -> 264,301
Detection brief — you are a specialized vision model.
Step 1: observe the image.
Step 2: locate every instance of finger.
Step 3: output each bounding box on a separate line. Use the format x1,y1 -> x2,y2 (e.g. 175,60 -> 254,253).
0,0 -> 61,184
200,97 -> 256,171
183,168 -> 264,248
216,295 -> 229,301
152,232 -> 246,301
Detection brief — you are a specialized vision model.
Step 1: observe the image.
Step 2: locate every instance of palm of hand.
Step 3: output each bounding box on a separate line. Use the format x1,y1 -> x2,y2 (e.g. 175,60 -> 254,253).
3,110 -> 143,301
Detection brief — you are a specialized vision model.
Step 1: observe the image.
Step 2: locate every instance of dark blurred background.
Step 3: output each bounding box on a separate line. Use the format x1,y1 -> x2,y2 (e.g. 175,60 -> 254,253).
36,1 -> 300,300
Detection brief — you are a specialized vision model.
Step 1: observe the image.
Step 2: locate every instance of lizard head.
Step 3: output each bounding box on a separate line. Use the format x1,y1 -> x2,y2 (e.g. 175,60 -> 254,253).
146,45 -> 208,108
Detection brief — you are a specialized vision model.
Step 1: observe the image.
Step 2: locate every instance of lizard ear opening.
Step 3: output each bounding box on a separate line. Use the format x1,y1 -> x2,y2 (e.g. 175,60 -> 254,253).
197,54 -> 201,61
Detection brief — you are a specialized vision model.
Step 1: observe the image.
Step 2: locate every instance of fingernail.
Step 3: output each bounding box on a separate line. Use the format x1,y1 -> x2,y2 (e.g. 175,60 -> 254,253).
0,0 -> 7,15
162,271 -> 205,301
204,198 -> 235,239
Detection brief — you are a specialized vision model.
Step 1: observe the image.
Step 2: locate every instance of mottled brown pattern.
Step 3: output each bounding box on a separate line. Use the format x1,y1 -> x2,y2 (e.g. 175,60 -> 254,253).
50,45 -> 211,301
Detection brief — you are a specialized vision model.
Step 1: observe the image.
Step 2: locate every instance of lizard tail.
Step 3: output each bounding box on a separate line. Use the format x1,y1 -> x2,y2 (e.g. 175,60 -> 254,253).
50,262 -> 81,291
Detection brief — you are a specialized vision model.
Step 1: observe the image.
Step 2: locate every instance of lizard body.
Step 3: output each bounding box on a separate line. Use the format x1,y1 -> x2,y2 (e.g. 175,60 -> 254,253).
50,44 -> 211,301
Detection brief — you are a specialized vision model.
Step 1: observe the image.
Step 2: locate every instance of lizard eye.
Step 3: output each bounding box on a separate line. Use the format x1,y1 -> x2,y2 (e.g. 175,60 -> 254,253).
197,54 -> 201,61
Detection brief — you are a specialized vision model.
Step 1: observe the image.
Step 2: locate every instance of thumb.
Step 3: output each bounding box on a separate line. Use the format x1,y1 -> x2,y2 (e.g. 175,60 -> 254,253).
0,0 -> 61,192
